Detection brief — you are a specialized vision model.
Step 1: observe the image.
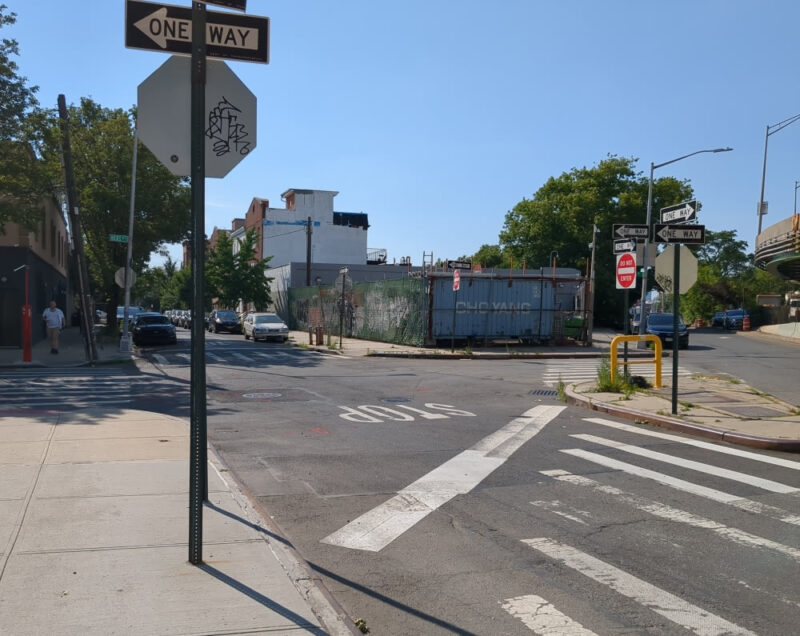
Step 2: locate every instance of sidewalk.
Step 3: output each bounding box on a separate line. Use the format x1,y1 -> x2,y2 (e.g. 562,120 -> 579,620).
0,408 -> 357,635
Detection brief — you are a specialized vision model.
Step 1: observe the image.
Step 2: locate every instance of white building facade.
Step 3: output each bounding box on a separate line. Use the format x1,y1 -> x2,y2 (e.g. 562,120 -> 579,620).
258,189 -> 369,268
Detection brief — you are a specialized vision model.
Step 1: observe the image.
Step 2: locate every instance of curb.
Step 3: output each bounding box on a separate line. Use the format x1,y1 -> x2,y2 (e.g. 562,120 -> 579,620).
564,384 -> 800,452
206,444 -> 360,636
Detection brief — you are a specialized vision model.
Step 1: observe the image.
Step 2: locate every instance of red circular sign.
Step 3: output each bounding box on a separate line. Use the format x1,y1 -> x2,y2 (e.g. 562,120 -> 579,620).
616,252 -> 636,289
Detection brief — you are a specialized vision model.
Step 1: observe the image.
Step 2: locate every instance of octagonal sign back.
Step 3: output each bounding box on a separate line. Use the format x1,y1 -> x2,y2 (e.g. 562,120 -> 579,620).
137,55 -> 256,178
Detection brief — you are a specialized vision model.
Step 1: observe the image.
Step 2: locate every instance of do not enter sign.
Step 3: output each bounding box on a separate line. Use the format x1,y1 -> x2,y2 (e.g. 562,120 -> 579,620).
616,252 -> 637,290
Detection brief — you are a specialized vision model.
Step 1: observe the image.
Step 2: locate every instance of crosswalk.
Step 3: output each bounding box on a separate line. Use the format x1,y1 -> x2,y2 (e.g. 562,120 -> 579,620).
542,359 -> 692,386
144,343 -> 349,366
500,416 -> 800,634
0,367 -> 186,411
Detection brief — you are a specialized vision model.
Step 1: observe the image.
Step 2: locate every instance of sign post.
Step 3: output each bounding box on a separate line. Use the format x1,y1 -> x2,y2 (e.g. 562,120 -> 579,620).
656,202 -> 706,415
451,270 -> 460,353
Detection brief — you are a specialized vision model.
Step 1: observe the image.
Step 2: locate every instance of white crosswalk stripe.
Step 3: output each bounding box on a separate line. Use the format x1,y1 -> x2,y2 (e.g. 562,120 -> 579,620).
542,360 -> 691,386
501,594 -> 598,635
522,538 -> 756,636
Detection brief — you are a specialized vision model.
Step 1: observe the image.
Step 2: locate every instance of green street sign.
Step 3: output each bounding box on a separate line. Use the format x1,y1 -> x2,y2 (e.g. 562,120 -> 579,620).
109,234 -> 128,243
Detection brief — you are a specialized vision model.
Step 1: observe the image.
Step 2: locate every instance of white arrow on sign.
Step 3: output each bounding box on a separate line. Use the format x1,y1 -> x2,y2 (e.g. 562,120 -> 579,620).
660,200 -> 697,223
614,224 -> 649,238
135,7 -> 259,51
613,238 -> 636,254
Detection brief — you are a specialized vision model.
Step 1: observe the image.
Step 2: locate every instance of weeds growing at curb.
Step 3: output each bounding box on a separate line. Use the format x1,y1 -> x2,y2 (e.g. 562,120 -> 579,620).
556,377 -> 566,402
595,355 -> 639,398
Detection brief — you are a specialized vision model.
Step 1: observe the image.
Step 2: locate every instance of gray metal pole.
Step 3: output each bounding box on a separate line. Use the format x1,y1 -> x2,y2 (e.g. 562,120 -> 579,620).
757,125 -> 769,236
637,162 -> 655,348
120,125 -> 139,353
587,224 -> 597,346
189,1 -> 207,566
672,245 -> 681,415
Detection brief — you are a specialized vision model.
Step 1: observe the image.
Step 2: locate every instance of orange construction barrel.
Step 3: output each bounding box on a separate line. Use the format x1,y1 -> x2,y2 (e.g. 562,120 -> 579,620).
742,315 -> 750,331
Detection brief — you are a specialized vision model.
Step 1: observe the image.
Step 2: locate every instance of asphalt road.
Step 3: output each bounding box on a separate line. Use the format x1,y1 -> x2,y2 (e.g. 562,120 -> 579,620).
148,332 -> 800,635
4,329 -> 798,634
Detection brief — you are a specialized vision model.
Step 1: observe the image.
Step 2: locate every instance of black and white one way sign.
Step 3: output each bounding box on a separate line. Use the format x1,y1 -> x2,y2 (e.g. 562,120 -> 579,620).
125,0 -> 270,64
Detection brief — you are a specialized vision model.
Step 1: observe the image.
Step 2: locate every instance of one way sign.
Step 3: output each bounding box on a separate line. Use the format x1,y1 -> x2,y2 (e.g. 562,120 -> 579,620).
660,200 -> 697,223
125,0 -> 269,64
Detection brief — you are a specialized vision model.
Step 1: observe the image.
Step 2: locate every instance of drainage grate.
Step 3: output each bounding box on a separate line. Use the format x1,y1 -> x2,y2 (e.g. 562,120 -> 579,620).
530,389 -> 558,397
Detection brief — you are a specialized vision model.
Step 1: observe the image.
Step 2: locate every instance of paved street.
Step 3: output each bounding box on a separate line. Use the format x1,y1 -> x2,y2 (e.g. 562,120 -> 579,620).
3,329 -> 799,634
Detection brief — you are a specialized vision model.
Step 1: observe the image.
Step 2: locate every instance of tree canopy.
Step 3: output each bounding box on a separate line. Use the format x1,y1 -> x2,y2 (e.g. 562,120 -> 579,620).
498,155 -> 693,326
0,4 -> 51,230
37,97 -> 191,326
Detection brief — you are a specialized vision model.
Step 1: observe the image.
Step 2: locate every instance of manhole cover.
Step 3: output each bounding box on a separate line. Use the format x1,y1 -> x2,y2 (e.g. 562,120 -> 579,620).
243,392 -> 283,399
380,397 -> 411,403
530,389 -> 558,397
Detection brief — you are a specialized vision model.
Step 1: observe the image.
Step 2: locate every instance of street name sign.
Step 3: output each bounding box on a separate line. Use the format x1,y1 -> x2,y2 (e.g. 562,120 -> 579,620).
138,55 -> 257,178
613,238 -> 636,254
109,234 -> 128,243
125,0 -> 269,64
659,200 -> 697,223
654,224 -> 706,244
447,260 -> 472,270
615,252 -> 637,290
613,223 -> 649,239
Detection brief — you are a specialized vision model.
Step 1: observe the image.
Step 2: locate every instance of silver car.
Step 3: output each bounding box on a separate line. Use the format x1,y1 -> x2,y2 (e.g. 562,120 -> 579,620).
243,312 -> 289,342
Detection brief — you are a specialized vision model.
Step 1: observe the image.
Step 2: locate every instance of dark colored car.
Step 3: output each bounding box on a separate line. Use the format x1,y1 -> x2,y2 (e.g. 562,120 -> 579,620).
131,312 -> 177,346
645,312 -> 689,349
711,311 -> 726,328
208,309 -> 241,334
723,309 -> 749,330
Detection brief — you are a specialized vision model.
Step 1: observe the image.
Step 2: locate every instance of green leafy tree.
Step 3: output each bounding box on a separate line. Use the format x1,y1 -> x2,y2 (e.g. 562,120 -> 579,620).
499,155 -> 693,326
236,229 -> 272,311
0,5 -> 52,231
206,231 -> 238,308
161,266 -> 192,310
470,244 -> 507,268
38,98 -> 191,331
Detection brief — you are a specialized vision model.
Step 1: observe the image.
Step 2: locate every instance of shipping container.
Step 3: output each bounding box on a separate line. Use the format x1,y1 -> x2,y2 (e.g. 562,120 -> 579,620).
426,271 -> 583,345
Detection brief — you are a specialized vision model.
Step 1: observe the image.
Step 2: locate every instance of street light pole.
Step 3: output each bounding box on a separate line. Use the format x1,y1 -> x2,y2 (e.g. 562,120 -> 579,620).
757,112 -> 800,236
637,147 -> 733,347
794,180 -> 800,216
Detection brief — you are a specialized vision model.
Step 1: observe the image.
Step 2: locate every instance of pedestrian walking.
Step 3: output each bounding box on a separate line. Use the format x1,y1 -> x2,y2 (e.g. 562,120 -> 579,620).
42,300 -> 65,354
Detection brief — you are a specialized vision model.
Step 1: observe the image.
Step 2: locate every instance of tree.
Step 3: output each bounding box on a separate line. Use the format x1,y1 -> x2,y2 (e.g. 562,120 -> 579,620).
236,229 -> 272,311
206,231 -> 238,308
499,156 -> 693,326
470,244 -> 507,268
0,5 -> 51,230
38,98 -> 191,331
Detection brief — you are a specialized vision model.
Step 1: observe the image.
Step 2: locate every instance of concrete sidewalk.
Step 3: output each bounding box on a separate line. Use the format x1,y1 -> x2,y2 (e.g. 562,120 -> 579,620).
0,408 -> 356,635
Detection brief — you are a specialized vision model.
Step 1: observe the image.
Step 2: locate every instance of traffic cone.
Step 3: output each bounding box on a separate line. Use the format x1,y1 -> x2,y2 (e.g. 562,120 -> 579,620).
742,315 -> 750,331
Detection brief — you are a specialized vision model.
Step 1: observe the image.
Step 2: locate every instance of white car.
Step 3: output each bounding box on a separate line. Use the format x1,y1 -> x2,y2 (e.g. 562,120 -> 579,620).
243,312 -> 289,342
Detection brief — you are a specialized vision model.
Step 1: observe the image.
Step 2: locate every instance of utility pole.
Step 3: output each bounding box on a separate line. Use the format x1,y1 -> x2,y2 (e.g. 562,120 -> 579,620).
57,94 -> 97,363
306,216 -> 312,286
120,124 -> 139,353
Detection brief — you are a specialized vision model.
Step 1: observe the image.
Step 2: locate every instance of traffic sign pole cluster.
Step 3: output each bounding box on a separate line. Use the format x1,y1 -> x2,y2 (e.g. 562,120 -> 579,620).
125,0 -> 268,566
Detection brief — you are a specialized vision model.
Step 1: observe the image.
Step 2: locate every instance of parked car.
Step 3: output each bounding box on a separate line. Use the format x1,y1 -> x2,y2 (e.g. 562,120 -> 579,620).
95,308 -> 108,324
645,312 -> 689,349
208,309 -> 241,334
723,308 -> 749,330
711,311 -> 726,328
242,312 -> 289,342
131,312 -> 177,346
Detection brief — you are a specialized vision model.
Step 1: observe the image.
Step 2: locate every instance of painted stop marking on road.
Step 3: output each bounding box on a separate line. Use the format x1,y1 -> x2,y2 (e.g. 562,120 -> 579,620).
616,252 -> 636,289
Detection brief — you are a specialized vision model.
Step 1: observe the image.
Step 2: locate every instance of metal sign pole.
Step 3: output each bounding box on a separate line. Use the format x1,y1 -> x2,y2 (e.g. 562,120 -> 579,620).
188,1 -> 207,566
671,245 -> 681,415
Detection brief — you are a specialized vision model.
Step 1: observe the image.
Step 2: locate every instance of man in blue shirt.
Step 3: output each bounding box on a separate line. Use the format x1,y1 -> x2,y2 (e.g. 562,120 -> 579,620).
42,300 -> 65,354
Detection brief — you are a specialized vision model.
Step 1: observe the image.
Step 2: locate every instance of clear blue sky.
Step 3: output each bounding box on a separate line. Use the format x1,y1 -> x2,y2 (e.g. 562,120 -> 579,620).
8,1 -> 800,267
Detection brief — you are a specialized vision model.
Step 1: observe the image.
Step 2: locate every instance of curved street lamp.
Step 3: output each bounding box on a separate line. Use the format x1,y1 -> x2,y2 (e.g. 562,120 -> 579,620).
757,113 -> 800,236
637,147 -> 733,346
